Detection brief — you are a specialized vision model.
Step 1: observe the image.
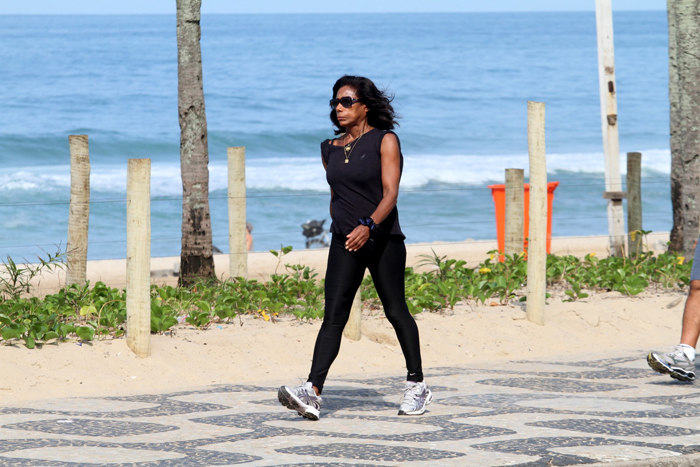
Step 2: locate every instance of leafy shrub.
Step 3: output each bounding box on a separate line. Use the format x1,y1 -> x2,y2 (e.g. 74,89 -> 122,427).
0,237 -> 691,348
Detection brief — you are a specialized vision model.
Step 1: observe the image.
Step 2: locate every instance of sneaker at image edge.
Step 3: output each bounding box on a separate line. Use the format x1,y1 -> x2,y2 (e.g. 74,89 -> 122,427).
278,381 -> 322,420
398,381 -> 433,415
647,346 -> 696,382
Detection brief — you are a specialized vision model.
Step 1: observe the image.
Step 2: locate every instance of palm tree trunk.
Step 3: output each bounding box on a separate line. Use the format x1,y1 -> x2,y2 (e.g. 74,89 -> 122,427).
176,0 -> 215,285
668,0 -> 683,253
668,0 -> 700,258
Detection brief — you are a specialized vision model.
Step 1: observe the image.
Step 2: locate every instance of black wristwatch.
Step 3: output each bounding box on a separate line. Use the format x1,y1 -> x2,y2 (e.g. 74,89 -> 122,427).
358,217 -> 381,237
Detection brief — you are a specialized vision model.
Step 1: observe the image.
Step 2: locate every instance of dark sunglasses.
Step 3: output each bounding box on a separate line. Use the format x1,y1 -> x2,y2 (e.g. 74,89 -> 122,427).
330,96 -> 360,109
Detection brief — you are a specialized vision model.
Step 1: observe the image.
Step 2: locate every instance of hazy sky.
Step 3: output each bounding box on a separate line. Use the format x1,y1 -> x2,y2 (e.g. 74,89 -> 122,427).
2,0 -> 666,15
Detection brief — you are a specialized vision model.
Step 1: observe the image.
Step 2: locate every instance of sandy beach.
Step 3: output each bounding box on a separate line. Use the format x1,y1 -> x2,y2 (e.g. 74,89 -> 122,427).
0,288 -> 685,404
1,232 -> 685,405
31,232 -> 671,293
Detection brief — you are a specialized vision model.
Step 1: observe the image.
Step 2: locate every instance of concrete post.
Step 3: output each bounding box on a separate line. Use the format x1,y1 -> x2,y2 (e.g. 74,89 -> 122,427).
596,0 -> 626,256
126,159 -> 151,358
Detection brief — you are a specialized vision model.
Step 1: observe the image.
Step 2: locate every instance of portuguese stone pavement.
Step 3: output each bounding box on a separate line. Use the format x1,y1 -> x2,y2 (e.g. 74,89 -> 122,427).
2,354 -> 700,466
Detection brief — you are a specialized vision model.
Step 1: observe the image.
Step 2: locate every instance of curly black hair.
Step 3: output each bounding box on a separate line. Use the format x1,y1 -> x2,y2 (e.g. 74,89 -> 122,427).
330,75 -> 399,135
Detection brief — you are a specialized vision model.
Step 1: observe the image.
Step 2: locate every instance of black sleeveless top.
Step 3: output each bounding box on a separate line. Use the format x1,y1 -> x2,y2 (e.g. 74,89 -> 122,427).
321,128 -> 405,239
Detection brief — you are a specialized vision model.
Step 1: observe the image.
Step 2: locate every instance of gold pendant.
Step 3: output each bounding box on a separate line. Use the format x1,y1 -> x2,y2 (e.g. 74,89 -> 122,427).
345,159 -> 349,163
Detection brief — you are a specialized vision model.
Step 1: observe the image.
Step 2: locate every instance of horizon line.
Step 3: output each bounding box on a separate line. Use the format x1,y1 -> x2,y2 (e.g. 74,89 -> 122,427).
0,9 -> 666,16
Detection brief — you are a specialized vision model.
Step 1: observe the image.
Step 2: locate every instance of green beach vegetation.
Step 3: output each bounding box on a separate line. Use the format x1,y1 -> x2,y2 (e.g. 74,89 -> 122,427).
0,236 -> 690,349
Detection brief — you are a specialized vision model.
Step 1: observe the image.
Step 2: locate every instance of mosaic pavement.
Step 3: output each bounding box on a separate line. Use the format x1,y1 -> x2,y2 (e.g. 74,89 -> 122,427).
2,355 -> 700,466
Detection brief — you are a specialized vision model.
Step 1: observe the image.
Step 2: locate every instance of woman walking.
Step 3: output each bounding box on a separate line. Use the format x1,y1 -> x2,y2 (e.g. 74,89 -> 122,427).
278,75 -> 431,420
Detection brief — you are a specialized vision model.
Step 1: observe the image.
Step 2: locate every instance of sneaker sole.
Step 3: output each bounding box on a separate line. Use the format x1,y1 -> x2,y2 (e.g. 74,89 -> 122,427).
398,389 -> 433,416
277,386 -> 320,420
647,352 -> 696,382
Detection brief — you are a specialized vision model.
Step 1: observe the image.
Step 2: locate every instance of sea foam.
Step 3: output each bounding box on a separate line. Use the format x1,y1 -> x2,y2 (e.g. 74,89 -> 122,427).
0,149 -> 671,199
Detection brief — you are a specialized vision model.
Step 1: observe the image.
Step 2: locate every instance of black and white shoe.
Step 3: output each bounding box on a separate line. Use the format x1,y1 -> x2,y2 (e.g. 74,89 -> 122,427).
647,346 -> 696,382
398,381 -> 433,415
278,382 -> 322,420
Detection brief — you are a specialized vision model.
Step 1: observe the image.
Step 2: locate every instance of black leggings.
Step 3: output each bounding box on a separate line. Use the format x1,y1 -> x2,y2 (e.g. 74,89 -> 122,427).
307,234 -> 424,393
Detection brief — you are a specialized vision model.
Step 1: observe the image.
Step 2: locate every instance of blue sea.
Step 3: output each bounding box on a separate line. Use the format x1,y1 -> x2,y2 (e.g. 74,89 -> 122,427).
0,12 -> 671,260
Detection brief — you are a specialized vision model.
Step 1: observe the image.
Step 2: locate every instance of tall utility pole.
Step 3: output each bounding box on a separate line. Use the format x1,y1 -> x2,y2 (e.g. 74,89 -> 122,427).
595,0 -> 626,256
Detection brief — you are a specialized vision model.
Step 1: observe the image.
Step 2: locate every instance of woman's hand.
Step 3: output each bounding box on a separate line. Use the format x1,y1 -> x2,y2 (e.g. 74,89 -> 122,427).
345,225 -> 370,251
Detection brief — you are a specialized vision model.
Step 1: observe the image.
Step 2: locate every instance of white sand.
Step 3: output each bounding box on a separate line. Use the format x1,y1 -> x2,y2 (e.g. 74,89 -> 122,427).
2,231 -> 683,404
31,232 -> 671,293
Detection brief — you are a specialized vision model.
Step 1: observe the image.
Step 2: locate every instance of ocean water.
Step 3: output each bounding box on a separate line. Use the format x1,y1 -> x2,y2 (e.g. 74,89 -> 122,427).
0,12 -> 671,260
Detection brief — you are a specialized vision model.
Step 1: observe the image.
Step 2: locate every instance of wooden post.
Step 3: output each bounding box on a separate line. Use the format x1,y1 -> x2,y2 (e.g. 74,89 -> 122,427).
343,290 -> 362,341
126,159 -> 151,358
627,152 -> 643,257
526,102 -> 546,326
66,135 -> 90,286
227,147 -> 247,279
505,168 -> 525,256
595,0 -> 626,256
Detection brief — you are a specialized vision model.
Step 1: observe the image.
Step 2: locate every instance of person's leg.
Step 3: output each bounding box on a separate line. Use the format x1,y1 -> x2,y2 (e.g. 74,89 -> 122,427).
307,234 -> 366,394
367,237 -> 423,382
647,246 -> 700,381
681,241 -> 700,348
681,281 -> 700,348
368,237 -> 432,415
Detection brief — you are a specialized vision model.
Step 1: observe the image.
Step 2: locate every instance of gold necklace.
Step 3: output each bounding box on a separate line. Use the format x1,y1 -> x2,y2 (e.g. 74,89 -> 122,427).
343,128 -> 367,163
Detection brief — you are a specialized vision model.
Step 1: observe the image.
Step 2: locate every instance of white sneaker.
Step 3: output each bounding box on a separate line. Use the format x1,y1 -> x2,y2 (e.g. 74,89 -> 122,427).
647,345 -> 696,382
398,381 -> 433,415
278,381 -> 322,420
